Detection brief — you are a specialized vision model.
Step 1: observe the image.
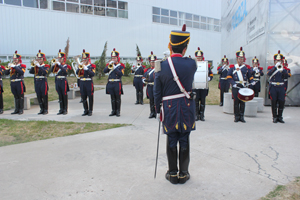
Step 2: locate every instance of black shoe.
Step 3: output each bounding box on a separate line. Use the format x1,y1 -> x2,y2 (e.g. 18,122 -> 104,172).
0,109 -> 3,114
79,99 -> 83,103
57,110 -> 63,115
18,110 -> 23,115
273,117 -> 278,123
82,111 -> 89,116
219,102 -> 223,106
63,110 -> 67,115
88,111 -> 92,116
116,110 -> 120,117
165,171 -> 178,184
239,115 -> 246,123
38,110 -> 44,115
234,116 -> 239,123
195,115 -> 200,121
178,172 -> 190,184
43,110 -> 48,115
109,111 -> 116,116
277,117 -> 285,123
11,110 -> 19,114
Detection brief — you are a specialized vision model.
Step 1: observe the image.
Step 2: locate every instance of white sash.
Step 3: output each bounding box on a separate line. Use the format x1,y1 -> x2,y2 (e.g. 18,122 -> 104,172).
234,64 -> 245,86
108,63 -> 120,76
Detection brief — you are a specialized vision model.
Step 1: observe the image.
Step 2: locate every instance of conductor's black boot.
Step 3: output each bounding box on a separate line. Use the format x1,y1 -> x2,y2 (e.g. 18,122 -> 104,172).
165,171 -> 178,184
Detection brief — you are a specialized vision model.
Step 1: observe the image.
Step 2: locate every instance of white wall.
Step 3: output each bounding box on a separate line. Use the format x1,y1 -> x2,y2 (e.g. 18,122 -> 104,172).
0,0 -> 221,71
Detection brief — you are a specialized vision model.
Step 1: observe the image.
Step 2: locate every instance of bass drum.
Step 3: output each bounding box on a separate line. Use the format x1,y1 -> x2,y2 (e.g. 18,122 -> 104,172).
238,88 -> 254,102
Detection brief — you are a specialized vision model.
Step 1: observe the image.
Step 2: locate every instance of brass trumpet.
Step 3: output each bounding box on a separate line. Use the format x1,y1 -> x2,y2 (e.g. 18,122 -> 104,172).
108,61 -> 114,70
51,58 -> 58,66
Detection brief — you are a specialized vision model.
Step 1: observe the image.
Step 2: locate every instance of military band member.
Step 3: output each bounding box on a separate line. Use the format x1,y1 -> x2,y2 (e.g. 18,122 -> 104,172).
76,49 -> 96,116
0,62 -> 6,114
51,49 -> 71,115
154,24 -> 197,184
132,54 -> 146,105
217,55 -> 230,106
227,47 -> 254,123
5,51 -> 26,115
104,48 -> 125,117
267,51 -> 288,123
249,57 -> 264,97
143,51 -> 156,118
193,47 -> 213,121
29,50 -> 50,115
283,57 -> 291,92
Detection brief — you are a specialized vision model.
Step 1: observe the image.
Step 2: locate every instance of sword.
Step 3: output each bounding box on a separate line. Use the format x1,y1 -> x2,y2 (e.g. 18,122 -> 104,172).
154,116 -> 161,179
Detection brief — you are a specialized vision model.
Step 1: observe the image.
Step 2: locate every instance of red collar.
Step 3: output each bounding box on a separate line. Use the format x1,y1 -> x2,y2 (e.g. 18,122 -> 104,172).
171,54 -> 183,58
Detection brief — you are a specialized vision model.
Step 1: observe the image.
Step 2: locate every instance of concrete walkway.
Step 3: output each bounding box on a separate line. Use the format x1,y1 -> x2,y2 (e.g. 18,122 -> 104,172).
0,85 -> 299,200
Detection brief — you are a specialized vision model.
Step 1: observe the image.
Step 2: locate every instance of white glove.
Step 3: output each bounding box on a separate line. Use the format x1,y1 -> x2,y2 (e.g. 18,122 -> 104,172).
109,61 -> 114,65
156,113 -> 160,122
83,65 -> 88,71
10,65 -> 16,68
275,62 -> 281,67
55,61 -> 61,66
232,84 -> 237,88
34,61 -> 40,67
208,77 -> 211,81
251,82 -> 256,86
142,79 -> 145,84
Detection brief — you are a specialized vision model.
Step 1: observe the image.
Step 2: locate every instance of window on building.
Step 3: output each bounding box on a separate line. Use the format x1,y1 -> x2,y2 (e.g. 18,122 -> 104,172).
161,8 -> 168,16
178,12 -> 184,19
67,3 -> 79,13
94,6 -> 105,16
153,15 -> 160,23
200,23 -> 206,30
170,10 -> 177,18
207,17 -> 213,24
23,0 -> 38,8
67,0 -> 78,2
185,20 -> 192,28
0,0 -> 2,3
193,15 -> 199,21
4,0 -> 21,6
214,19 -> 220,25
152,7 -> 160,15
53,1 -> 65,11
81,5 -> 93,14
185,13 -> 192,20
201,16 -> 206,23
118,1 -> 127,10
193,22 -> 199,29
40,0 -> 47,8
161,16 -> 169,24
94,0 -> 104,7
118,10 -> 128,18
207,24 -> 213,30
106,8 -> 117,17
214,25 -> 220,32
81,0 -> 92,5
170,18 -> 177,25
107,0 -> 116,8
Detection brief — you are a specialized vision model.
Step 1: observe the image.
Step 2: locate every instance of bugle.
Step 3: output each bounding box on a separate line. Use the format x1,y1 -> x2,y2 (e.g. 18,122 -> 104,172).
108,61 -> 114,70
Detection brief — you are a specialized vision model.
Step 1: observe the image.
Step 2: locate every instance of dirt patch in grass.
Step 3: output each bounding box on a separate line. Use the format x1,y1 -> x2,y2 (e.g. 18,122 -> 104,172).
0,119 -> 129,147
260,177 -> 300,200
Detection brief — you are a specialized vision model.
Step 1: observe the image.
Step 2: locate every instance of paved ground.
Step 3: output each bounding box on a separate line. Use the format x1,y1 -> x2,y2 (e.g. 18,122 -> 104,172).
0,85 -> 299,200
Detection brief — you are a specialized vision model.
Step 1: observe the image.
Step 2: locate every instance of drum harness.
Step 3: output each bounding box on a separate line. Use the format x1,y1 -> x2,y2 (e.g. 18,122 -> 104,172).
233,64 -> 257,88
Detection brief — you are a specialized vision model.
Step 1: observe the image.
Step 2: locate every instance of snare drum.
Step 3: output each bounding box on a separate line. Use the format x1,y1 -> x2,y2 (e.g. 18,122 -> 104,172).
238,88 -> 254,102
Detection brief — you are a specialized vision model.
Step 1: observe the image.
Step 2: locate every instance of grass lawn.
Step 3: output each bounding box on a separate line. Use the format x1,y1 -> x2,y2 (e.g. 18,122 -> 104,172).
0,119 -> 128,147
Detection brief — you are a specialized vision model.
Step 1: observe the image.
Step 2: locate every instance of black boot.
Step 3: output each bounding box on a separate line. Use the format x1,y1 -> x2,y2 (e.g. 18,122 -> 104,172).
109,96 -> 116,116
18,96 -> 24,115
178,140 -> 190,184
271,100 -> 278,123
149,99 -> 156,118
135,92 -> 139,105
88,95 -> 93,116
116,95 -> 121,117
43,95 -> 48,115
239,102 -> 246,123
166,136 -> 178,184
57,95 -> 64,115
79,98 -> 83,103
82,98 -> 89,116
139,92 -> 144,105
277,101 -> 285,123
200,104 -> 205,121
37,95 -> 44,115
63,95 -> 68,115
220,90 -> 224,106
234,100 -> 240,122
0,93 -> 3,114
195,99 -> 200,121
11,98 -> 19,114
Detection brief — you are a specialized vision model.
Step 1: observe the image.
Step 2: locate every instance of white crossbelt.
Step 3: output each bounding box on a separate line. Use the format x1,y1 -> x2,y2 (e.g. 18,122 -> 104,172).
134,75 -> 143,77
147,82 -> 154,85
270,82 -> 284,85
220,78 -> 227,80
108,79 -> 120,82
35,76 -> 45,78
284,79 -> 288,81
80,78 -> 92,81
162,93 -> 186,101
253,78 -> 260,81
233,64 -> 245,86
11,79 -> 22,82
235,81 -> 247,84
57,76 -> 66,78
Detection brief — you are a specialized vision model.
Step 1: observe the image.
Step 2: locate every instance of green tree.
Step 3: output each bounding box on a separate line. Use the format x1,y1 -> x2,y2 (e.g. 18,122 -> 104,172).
136,44 -> 141,58
94,41 -> 108,78
124,61 -> 133,76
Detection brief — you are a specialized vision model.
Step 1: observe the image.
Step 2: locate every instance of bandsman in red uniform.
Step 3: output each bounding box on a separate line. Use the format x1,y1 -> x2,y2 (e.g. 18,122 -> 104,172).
5,51 -> 26,115
76,50 -> 96,116
227,47 -> 254,123
249,56 -> 264,97
0,61 -> 7,114
193,47 -> 213,121
51,49 -> 71,115
29,50 -> 50,115
267,51 -> 288,123
104,48 -> 125,117
143,51 -> 157,118
217,55 -> 230,106
132,54 -> 146,105
283,57 -> 291,92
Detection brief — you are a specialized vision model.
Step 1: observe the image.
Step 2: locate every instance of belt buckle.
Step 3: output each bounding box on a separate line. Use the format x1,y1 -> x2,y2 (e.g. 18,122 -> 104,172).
276,82 -> 280,85
239,81 -> 243,84
82,78 -> 86,81
111,79 -> 114,81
